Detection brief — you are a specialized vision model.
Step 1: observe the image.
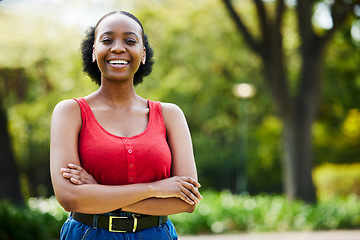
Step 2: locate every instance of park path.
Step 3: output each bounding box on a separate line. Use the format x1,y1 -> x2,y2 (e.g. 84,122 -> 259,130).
180,230 -> 360,240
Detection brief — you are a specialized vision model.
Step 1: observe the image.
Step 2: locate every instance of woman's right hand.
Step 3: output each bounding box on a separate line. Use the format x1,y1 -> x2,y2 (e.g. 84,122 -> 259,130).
151,176 -> 202,205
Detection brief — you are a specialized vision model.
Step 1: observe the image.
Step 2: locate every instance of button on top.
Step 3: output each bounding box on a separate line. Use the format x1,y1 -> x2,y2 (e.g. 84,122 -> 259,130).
124,139 -> 128,142
129,164 -> 134,168
128,149 -> 133,154
129,177 -> 134,182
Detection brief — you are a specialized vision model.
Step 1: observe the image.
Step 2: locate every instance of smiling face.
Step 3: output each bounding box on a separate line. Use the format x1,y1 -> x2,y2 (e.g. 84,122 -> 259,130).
93,13 -> 146,84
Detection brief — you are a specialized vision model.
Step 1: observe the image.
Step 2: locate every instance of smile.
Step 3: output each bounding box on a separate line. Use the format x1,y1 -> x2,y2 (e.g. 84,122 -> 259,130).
108,60 -> 129,65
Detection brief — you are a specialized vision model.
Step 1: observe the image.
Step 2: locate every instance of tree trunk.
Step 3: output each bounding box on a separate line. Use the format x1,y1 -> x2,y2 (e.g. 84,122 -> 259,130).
261,37 -> 324,203
0,98 -> 23,205
283,108 -> 316,203
282,47 -> 324,203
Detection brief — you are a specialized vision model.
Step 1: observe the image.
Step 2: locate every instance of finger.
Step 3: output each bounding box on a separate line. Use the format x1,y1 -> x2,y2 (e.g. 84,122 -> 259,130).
62,170 -> 80,181
68,173 -> 85,184
63,172 -> 80,182
61,168 -> 80,175
67,164 -> 91,179
70,177 -> 84,185
68,164 -> 89,177
71,173 -> 94,184
180,185 -> 200,204
68,163 -> 84,171
61,168 -> 81,176
180,176 -> 201,188
61,168 -> 71,173
63,167 -> 97,184
182,181 -> 203,200
62,172 -> 72,179
178,191 -> 195,205
62,167 -> 85,178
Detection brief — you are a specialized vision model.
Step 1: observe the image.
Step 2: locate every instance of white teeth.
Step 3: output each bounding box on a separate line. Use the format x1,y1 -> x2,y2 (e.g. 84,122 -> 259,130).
109,60 -> 128,64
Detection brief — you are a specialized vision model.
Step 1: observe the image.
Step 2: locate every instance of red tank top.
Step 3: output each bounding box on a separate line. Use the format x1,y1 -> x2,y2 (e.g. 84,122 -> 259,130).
74,97 -> 172,185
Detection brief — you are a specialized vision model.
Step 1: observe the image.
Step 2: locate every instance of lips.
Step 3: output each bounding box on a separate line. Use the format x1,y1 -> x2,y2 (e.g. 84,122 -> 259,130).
108,59 -> 129,65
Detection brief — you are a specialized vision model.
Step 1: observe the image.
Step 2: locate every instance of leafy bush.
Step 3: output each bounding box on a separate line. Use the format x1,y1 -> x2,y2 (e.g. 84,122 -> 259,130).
313,163 -> 360,199
0,196 -> 68,240
170,191 -> 360,235
1,192 -> 360,238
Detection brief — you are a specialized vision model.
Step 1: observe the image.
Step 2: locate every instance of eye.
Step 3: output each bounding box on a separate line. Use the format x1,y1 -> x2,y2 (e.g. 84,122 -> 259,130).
101,38 -> 113,44
125,38 -> 137,45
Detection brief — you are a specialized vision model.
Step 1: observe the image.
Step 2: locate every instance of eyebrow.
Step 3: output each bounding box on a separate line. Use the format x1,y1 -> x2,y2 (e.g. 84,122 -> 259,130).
99,31 -> 140,39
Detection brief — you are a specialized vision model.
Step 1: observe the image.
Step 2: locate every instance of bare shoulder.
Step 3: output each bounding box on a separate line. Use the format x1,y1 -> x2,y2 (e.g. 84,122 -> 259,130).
160,102 -> 184,116
160,102 -> 188,132
53,99 -> 79,115
160,102 -> 185,122
51,99 -> 81,125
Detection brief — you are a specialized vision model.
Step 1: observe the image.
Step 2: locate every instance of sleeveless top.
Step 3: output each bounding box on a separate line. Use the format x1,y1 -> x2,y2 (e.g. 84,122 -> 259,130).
74,97 -> 172,185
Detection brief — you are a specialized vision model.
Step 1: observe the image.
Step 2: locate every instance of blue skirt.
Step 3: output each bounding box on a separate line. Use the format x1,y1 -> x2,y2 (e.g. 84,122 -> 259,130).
60,212 -> 178,240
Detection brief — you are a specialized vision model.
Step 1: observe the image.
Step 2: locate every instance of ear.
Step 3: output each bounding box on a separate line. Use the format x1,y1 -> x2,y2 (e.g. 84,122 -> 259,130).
141,47 -> 146,65
92,46 -> 96,63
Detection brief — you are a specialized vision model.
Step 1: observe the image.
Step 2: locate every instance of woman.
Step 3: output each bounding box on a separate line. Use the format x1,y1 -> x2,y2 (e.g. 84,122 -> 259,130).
50,11 -> 201,240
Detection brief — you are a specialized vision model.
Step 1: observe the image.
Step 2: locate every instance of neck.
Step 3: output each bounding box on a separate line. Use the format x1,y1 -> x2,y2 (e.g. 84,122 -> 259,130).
94,79 -> 140,106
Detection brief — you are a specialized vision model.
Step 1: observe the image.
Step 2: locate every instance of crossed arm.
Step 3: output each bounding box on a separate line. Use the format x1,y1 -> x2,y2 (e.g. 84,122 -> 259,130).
60,164 -> 201,215
50,100 -> 201,215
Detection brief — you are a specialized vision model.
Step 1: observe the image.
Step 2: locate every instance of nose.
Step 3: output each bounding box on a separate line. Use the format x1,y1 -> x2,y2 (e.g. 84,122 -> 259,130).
111,40 -> 126,53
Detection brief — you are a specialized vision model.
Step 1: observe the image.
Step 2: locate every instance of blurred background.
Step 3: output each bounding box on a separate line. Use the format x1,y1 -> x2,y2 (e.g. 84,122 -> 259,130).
0,0 -> 360,239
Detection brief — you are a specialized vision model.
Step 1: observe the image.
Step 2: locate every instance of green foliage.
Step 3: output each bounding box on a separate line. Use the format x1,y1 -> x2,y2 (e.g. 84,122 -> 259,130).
0,9 -> 97,197
1,193 -> 360,238
0,197 -> 68,240
136,0 -> 280,193
314,17 -> 360,166
0,0 -> 280,196
170,191 -> 360,235
247,116 -> 282,193
0,0 -> 359,199
313,163 -> 360,200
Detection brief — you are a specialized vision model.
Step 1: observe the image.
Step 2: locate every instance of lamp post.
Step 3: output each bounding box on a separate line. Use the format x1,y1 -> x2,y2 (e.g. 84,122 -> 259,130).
233,83 -> 256,193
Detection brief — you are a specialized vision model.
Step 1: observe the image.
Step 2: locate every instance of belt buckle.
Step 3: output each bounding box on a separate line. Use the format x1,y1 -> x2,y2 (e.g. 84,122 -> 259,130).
109,215 -> 138,233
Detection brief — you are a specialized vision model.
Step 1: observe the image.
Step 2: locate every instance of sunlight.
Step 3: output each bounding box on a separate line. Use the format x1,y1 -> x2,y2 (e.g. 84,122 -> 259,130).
351,20 -> 360,44
0,0 -> 133,30
313,2 -> 333,30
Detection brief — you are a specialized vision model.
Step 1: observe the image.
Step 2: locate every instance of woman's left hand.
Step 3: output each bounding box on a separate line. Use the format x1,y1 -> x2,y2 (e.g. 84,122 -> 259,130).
61,164 -> 98,185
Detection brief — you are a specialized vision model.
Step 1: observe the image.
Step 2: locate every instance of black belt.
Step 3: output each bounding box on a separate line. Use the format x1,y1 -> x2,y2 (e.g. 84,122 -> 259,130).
72,212 -> 168,233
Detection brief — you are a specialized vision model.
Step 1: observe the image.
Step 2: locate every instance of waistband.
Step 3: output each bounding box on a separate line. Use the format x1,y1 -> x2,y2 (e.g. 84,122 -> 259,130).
72,212 -> 168,233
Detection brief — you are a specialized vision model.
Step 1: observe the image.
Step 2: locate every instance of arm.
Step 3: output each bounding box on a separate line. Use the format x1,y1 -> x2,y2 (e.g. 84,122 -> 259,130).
50,100 -> 199,214
121,103 -> 201,215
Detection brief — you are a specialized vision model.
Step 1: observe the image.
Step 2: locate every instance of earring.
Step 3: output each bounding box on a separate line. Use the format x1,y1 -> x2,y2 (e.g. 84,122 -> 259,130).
92,53 -> 96,63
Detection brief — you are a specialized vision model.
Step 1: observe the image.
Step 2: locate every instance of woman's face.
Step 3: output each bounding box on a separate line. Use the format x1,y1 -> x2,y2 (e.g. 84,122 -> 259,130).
93,14 -> 146,83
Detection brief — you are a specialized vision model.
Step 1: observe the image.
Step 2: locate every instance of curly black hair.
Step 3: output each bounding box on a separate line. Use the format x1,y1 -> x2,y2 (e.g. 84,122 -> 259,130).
81,11 -> 154,86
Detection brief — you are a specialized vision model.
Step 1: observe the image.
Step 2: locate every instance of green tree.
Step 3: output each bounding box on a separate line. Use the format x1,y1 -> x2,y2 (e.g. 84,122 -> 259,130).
314,21 -> 360,166
135,0 -> 279,193
1,0 -> 359,202
0,68 -> 25,204
0,9 -> 97,198
222,0 -> 360,203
